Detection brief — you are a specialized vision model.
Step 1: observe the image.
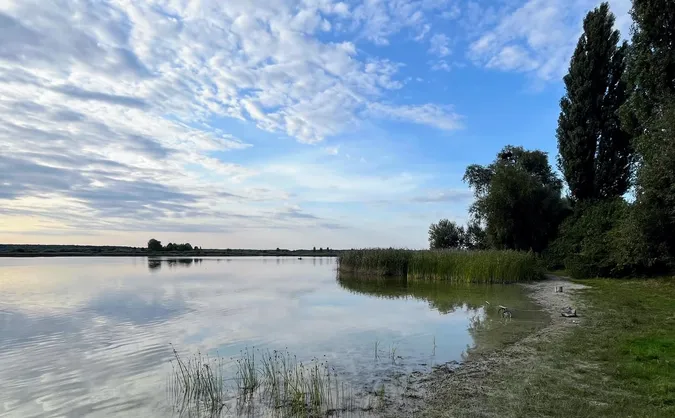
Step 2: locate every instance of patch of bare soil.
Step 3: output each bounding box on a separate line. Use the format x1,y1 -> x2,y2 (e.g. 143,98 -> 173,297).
381,275 -> 587,418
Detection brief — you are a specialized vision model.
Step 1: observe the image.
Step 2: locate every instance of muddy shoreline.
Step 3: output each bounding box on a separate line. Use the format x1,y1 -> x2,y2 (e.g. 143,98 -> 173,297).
383,275 -> 587,417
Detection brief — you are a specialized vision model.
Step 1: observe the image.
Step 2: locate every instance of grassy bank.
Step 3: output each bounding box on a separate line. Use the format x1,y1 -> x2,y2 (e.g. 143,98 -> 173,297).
338,249 -> 542,283
423,278 -> 675,417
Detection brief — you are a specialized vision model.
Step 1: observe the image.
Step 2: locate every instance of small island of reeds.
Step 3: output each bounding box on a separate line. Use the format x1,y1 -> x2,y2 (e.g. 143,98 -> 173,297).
337,249 -> 543,283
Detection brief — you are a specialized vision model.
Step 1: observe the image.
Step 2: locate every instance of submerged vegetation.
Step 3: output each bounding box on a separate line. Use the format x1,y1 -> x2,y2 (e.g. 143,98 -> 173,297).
168,347 -> 375,417
338,249 -> 542,283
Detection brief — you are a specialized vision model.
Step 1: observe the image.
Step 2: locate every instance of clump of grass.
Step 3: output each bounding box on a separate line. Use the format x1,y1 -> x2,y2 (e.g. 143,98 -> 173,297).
338,248 -> 543,283
169,346 -> 370,417
235,347 -> 259,397
168,345 -> 226,416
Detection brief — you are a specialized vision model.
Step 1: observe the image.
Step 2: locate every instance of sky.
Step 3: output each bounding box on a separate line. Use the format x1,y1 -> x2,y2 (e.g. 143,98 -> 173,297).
0,0 -> 633,249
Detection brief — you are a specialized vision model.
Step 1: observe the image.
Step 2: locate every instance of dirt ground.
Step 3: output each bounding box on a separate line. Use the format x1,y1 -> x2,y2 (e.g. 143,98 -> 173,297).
382,275 -> 587,418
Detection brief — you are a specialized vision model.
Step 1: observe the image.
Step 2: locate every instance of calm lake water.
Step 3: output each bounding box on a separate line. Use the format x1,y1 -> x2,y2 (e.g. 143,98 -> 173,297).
0,257 -> 547,417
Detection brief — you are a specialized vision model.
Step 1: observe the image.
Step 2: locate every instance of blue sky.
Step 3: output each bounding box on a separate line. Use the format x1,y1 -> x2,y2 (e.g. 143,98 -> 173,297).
0,0 -> 632,249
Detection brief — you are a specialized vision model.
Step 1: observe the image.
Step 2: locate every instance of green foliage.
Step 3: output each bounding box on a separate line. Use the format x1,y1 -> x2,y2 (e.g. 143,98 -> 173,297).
147,238 -> 162,252
337,249 -> 542,283
464,145 -> 567,253
162,242 -> 194,252
631,102 -> 675,268
621,0 -> 675,269
464,221 -> 488,250
428,219 -> 464,249
548,197 -> 664,278
551,199 -> 629,278
557,2 -> 631,201
621,0 -> 675,132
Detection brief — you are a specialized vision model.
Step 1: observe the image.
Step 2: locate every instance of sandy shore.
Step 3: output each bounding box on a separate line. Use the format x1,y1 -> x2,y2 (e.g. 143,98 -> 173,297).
383,275 -> 587,417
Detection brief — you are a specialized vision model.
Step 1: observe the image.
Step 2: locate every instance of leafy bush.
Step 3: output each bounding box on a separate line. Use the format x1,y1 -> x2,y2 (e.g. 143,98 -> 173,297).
550,199 -> 656,278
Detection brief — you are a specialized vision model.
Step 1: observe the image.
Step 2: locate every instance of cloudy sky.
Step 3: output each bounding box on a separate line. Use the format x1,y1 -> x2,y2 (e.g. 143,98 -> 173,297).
0,0 -> 632,249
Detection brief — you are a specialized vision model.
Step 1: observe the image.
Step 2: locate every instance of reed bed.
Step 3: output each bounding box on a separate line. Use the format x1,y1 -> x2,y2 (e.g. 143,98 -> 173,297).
168,347 -> 371,417
337,248 -> 413,277
338,249 -> 542,283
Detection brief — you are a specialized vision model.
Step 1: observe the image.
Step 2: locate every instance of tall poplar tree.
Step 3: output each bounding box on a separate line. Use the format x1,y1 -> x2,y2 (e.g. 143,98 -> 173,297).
557,2 -> 631,201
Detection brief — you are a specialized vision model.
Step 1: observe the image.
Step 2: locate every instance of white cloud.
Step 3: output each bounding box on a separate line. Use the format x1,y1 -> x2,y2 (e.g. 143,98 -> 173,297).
467,0 -> 632,81
350,0 -> 451,45
441,4 -> 461,20
430,60 -> 452,72
0,0 -> 465,243
367,103 -> 464,131
429,33 -> 452,57
414,23 -> 432,41
324,146 -> 340,155
486,45 -> 539,72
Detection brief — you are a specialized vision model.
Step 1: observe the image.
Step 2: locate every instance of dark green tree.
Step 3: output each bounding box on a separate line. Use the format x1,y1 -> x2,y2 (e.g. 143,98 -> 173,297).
463,221 -> 488,250
557,2 -> 631,201
177,243 -> 193,252
621,0 -> 675,267
464,146 -> 568,252
428,219 -> 465,249
147,238 -> 162,252
621,0 -> 675,131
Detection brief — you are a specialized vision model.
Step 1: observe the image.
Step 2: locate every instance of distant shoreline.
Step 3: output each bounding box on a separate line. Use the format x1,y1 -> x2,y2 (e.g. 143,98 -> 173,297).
0,252 -> 339,258
0,245 -> 340,258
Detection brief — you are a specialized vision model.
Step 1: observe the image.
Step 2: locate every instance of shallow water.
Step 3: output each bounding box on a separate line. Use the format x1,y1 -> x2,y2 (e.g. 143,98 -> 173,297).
0,257 -> 548,417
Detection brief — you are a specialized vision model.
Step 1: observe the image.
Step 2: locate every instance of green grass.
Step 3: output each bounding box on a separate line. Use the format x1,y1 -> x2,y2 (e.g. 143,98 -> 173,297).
338,249 -> 542,283
423,278 -> 675,417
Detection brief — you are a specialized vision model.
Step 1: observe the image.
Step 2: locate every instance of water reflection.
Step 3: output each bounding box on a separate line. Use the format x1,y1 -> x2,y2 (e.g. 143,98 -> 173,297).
337,275 -> 549,355
0,257 -> 544,418
148,258 -> 204,271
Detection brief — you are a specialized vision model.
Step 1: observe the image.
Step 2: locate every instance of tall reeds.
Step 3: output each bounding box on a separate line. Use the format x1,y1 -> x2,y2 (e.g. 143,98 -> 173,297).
338,249 -> 542,283
337,248 -> 413,277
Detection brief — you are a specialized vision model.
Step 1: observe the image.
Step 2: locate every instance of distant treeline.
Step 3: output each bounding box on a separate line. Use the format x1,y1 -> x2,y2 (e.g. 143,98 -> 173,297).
0,244 -> 340,257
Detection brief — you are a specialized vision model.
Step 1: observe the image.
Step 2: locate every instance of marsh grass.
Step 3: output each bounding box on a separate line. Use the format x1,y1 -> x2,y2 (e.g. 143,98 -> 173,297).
338,249 -> 542,283
169,347 -> 373,417
168,345 -> 227,416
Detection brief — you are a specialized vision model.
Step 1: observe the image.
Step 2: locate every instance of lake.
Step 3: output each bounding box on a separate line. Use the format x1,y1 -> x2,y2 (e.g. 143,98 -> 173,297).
0,257 -> 548,417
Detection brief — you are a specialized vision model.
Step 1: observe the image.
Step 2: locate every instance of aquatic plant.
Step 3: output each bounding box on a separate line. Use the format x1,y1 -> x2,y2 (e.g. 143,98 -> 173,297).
168,345 -> 227,416
169,346 -> 374,417
338,249 -> 542,283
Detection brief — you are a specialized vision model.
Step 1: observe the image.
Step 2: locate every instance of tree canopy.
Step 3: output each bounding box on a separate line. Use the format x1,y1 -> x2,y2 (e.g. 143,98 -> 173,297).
147,238 -> 162,252
464,146 -> 567,253
428,219 -> 465,249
